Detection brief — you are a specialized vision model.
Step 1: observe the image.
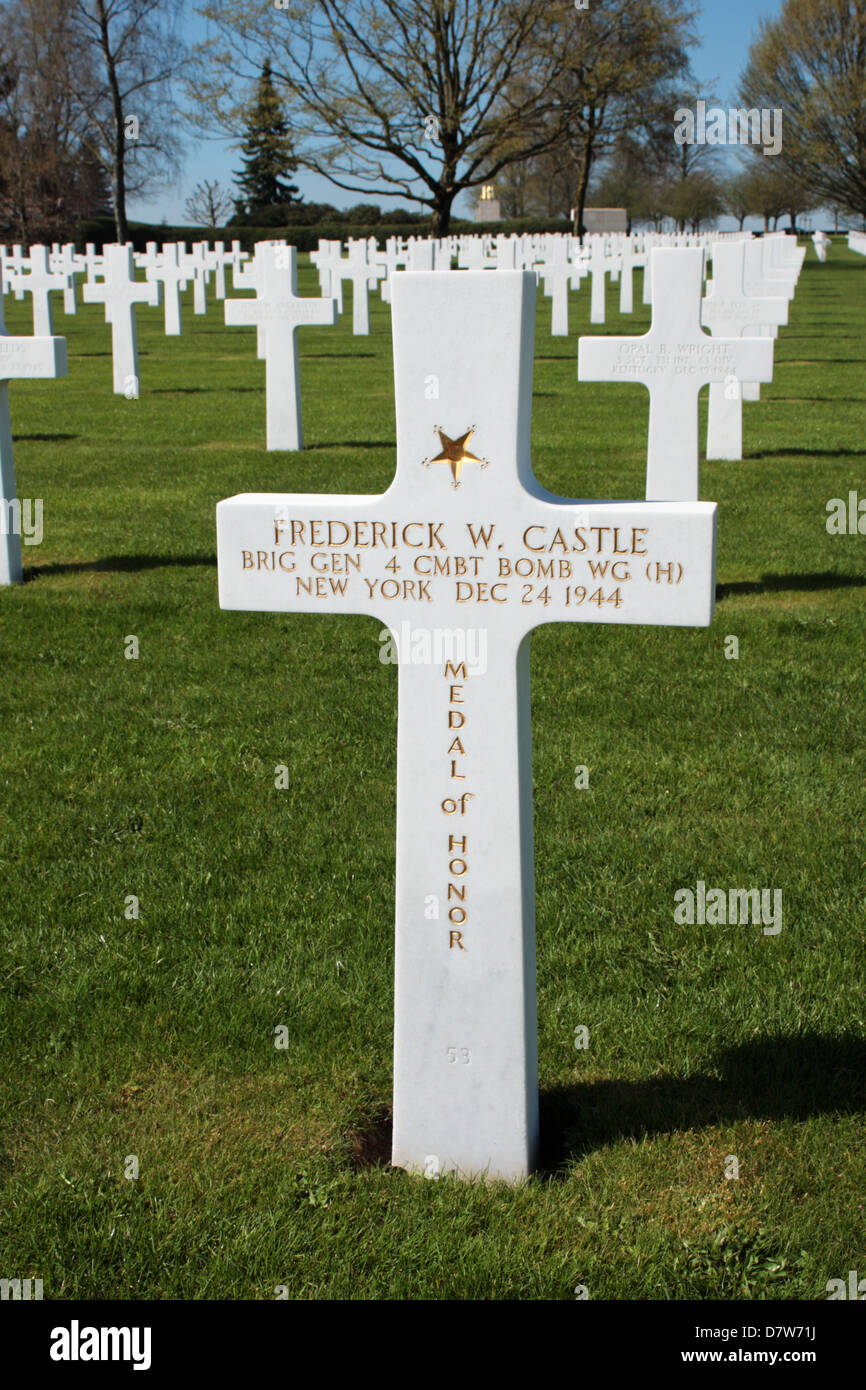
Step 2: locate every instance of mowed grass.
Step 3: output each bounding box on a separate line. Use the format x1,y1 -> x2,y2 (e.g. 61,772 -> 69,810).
0,244 -> 864,1301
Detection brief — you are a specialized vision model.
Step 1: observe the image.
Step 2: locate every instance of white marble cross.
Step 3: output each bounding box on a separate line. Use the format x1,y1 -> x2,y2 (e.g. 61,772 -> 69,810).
146,243 -> 188,336
377,238 -> 409,303
224,243 -> 337,451
702,242 -> 785,460
540,239 -> 581,337
337,241 -> 386,334
586,236 -> 610,324
83,244 -> 103,283
0,266 -> 67,584
310,240 -> 344,312
3,245 -> 28,300
10,245 -> 71,336
52,244 -> 80,314
209,241 -> 229,300
740,239 -> 797,402
82,244 -> 160,395
617,237 -> 637,314
180,243 -> 210,314
216,269 -> 718,1181
578,248 -> 774,500
408,239 -> 434,272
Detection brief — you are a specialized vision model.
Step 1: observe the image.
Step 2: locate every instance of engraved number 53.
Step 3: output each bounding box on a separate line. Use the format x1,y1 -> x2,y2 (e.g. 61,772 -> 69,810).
447,1047 -> 471,1064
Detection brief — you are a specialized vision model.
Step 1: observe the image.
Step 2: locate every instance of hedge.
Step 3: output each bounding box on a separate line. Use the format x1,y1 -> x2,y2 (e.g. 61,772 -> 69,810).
72,216 -> 573,253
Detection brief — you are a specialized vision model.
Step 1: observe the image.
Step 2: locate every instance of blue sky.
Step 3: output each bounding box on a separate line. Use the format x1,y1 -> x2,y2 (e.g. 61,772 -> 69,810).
132,0 -> 788,226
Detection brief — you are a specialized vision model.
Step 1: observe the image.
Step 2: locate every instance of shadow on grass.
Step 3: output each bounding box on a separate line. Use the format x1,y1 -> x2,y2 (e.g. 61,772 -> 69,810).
16,432 -> 78,441
346,1032 -> 866,1179
304,439 -> 395,451
716,571 -> 866,601
748,446 -> 866,458
150,386 -> 260,394
538,1032 -> 866,1177
26,553 -> 215,579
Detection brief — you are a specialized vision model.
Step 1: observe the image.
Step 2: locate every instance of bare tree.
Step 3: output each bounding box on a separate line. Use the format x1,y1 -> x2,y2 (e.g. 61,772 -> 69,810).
739,0 -> 866,220
528,0 -> 699,238
0,0 -> 108,239
193,0 -> 576,235
68,0 -> 188,242
184,179 -> 235,228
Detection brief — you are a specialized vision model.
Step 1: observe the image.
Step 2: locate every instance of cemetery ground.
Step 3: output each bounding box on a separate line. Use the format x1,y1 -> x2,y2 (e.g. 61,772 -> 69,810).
1,248 -> 864,1302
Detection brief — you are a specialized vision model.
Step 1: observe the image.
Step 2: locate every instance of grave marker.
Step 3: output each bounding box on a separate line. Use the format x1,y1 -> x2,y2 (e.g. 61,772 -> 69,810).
702,242 -> 785,460
216,270 -> 718,1179
579,248 -> 774,500
82,244 -> 160,395
224,244 -> 337,451
146,243 -> 188,336
10,245 -> 71,337
0,266 -> 67,584
337,241 -> 386,334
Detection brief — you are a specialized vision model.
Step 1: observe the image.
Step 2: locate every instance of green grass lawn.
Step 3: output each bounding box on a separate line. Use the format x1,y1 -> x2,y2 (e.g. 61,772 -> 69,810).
0,244 -> 864,1300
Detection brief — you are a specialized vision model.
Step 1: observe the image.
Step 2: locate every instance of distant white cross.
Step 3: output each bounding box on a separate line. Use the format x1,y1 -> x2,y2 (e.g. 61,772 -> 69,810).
579,247 -> 774,500
539,239 -> 581,337
336,241 -> 386,334
82,244 -> 160,395
0,265 -> 67,584
224,243 -> 337,450
146,243 -> 188,336
702,241 -> 786,460
10,245 -> 71,336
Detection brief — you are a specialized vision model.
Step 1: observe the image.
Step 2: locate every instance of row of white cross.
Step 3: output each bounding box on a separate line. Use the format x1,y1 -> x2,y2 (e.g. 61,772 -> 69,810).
1,226 -> 803,346
0,231 -> 806,583
0,234 -> 828,1180
212,230 -> 811,1180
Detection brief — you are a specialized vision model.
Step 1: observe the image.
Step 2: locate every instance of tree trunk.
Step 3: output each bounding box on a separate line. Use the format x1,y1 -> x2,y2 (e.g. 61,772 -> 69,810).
432,157 -> 457,237
97,0 -> 128,243
431,191 -> 453,237
113,141 -> 128,243
573,153 -> 593,241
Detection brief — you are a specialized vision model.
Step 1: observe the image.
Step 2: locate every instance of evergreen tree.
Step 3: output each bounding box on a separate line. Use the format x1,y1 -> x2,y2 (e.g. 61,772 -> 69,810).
233,61 -> 299,214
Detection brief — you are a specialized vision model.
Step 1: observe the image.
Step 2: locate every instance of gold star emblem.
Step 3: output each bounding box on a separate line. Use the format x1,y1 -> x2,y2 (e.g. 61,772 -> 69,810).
421,426 -> 489,488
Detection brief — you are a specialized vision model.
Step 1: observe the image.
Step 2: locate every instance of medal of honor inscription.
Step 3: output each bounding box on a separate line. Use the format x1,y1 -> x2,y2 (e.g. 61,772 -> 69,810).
217,270 -> 717,1181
